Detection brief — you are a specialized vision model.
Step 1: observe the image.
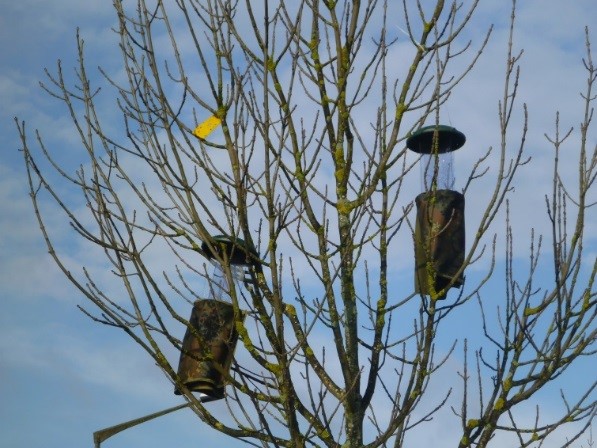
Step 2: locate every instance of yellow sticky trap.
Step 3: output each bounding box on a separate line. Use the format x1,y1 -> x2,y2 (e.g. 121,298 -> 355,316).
193,115 -> 222,139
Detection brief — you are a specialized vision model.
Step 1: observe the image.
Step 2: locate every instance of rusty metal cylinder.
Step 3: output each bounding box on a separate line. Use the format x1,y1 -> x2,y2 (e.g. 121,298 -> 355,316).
174,299 -> 241,399
414,189 -> 465,298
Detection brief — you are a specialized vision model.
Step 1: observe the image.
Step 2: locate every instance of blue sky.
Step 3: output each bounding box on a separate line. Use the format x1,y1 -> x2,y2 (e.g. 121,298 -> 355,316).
1,1 -> 596,447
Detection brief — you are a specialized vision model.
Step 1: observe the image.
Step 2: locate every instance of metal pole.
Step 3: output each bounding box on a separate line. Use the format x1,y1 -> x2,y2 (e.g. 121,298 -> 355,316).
93,403 -> 190,447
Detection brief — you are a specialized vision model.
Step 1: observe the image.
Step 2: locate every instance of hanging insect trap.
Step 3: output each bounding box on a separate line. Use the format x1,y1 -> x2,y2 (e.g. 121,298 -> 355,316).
407,125 -> 466,299
175,235 -> 258,400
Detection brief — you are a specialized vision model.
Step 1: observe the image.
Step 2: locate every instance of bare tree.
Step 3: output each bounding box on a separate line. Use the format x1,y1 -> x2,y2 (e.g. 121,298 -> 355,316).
17,0 -> 595,447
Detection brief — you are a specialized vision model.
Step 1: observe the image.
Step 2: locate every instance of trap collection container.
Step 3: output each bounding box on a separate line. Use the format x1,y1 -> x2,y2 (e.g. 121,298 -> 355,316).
175,235 -> 258,399
407,125 -> 466,299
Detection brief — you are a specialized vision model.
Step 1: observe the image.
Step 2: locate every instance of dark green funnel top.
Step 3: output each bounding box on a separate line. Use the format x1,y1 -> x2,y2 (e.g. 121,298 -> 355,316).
406,125 -> 465,154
